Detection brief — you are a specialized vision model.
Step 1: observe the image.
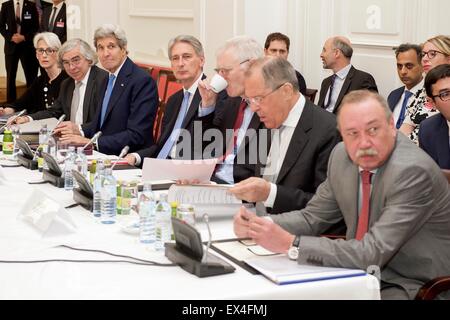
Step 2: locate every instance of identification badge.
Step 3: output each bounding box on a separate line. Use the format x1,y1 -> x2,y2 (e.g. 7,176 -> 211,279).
56,21 -> 65,28
23,12 -> 32,20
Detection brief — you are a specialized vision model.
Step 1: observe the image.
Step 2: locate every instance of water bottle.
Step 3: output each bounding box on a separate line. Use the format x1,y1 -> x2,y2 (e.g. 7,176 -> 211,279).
101,168 -> 117,224
139,182 -> 156,244
11,126 -> 20,159
38,124 -> 48,145
154,193 -> 172,251
64,146 -> 76,190
92,159 -> 105,218
75,147 -> 88,179
47,134 -> 57,158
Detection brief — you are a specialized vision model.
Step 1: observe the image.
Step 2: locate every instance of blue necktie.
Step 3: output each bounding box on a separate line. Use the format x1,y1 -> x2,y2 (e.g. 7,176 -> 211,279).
157,91 -> 191,159
396,90 -> 413,129
100,74 -> 116,127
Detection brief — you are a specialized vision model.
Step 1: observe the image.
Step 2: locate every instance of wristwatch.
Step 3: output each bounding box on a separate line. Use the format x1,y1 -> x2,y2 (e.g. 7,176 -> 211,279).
288,236 -> 300,260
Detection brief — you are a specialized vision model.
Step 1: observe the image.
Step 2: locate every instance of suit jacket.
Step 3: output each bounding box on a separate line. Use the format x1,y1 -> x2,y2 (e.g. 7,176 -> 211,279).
30,65 -> 108,127
317,66 -> 378,114
295,70 -> 307,95
419,113 -> 450,170
272,134 -> 450,299
0,0 -> 39,55
267,99 -> 341,214
40,2 -> 66,43
84,57 -> 158,156
136,82 -> 215,162
387,86 -> 405,112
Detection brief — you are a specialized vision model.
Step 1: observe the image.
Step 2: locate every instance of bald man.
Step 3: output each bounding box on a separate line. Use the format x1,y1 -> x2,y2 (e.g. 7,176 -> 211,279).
318,36 -> 378,114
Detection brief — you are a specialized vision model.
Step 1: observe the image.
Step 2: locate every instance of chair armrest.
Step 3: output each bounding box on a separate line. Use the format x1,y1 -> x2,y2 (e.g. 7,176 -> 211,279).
415,276 -> 450,300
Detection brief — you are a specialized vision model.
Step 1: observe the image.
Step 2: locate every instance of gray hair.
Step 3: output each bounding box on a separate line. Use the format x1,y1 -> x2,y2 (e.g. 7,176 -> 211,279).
333,37 -> 353,59
33,32 -> 61,50
337,90 -> 392,130
168,35 -> 204,59
93,24 -> 128,49
217,35 -> 263,63
58,38 -> 98,68
246,57 -> 299,91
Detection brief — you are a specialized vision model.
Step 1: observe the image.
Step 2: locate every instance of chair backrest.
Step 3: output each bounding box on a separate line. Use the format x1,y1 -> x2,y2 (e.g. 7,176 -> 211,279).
153,100 -> 167,142
304,88 -> 318,104
157,69 -> 183,103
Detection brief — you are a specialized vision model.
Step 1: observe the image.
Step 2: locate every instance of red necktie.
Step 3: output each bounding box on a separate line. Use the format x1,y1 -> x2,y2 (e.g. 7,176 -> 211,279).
355,170 -> 373,240
217,99 -> 246,163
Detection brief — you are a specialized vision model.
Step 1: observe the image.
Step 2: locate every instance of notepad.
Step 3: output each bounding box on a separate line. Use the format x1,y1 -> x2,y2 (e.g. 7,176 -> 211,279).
244,255 -> 366,285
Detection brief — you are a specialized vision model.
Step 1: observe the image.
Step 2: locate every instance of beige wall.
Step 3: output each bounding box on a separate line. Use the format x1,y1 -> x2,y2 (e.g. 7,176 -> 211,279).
2,0 -> 450,99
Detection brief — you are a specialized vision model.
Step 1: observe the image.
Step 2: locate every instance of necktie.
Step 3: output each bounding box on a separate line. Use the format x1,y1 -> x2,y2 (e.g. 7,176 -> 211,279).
396,90 -> 413,129
157,91 -> 191,159
219,99 -> 246,162
15,1 -> 21,34
324,74 -> 337,109
48,6 -> 57,32
355,170 -> 373,240
70,81 -> 82,124
100,74 -> 116,127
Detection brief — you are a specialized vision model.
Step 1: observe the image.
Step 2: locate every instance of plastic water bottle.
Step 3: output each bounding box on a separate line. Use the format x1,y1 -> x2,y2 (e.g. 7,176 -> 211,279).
11,126 -> 20,158
139,182 -> 156,244
47,134 -> 57,158
92,159 -> 105,218
64,146 -> 76,190
101,168 -> 117,224
155,193 -> 172,251
39,124 -> 48,145
75,147 -> 88,179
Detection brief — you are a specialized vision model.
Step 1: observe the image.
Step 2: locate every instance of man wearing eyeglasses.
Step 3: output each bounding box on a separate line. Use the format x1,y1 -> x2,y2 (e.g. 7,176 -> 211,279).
419,64 -> 450,169
387,44 -> 423,129
318,36 -> 378,114
228,57 -> 340,215
13,38 -> 108,128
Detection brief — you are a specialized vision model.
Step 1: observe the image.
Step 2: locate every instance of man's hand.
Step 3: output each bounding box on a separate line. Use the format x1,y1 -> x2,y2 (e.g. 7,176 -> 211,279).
233,206 -> 294,253
10,115 -> 29,125
124,154 -> 136,166
11,34 -> 25,44
0,107 -> 15,116
59,134 -> 90,145
53,121 -> 81,137
198,79 -> 218,108
229,177 -> 271,203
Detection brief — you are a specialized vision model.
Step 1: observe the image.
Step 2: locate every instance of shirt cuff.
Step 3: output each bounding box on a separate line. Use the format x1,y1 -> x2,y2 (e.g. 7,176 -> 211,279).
78,125 -> 85,137
198,103 -> 215,117
132,152 -> 142,166
263,183 -> 277,208
27,116 -> 33,122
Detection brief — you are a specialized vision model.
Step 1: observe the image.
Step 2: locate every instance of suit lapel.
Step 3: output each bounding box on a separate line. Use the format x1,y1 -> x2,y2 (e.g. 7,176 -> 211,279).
276,102 -> 313,183
159,90 -> 184,144
102,58 -> 130,125
64,80 -> 75,118
334,66 -> 355,114
318,76 -> 332,107
181,89 -> 201,129
82,66 -> 97,123
436,116 -> 450,167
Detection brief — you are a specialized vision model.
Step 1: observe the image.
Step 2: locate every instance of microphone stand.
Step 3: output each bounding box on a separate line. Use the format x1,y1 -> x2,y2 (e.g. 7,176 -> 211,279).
202,213 -> 212,264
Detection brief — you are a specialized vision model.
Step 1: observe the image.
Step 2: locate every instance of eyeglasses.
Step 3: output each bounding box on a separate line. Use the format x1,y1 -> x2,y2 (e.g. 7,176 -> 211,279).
36,48 -> 57,55
432,90 -> 450,102
421,50 -> 448,60
214,59 -> 250,76
62,56 -> 83,68
245,83 -> 285,106
238,239 -> 278,257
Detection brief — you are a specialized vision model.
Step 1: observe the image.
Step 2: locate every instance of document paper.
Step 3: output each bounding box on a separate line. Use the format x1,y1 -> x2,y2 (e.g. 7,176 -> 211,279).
142,158 -> 217,182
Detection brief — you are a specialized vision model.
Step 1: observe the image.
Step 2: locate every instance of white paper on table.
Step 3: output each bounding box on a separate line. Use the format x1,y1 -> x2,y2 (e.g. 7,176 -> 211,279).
142,158 -> 217,182
16,118 -> 59,134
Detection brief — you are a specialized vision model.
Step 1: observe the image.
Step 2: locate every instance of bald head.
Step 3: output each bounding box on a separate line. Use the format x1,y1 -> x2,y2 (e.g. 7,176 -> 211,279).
321,35 -> 353,72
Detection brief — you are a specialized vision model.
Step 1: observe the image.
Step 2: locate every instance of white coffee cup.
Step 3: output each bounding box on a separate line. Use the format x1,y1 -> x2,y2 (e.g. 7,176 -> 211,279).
209,74 -> 228,93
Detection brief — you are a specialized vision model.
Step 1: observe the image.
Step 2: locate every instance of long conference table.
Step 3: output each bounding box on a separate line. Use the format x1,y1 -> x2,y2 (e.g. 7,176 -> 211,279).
0,158 -> 380,300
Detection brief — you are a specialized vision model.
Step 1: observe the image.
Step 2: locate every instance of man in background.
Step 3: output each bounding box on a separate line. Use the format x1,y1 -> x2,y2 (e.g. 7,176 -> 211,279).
40,0 -> 66,44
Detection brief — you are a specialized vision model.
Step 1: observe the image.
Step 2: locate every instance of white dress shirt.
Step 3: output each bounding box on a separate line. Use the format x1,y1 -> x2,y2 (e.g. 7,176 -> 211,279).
325,64 -> 352,113
392,79 -> 424,125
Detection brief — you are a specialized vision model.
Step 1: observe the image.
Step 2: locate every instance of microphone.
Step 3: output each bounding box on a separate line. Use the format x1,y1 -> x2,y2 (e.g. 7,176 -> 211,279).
1,109 -> 27,132
110,145 -> 130,170
82,131 -> 102,151
49,114 -> 66,136
202,213 -> 212,264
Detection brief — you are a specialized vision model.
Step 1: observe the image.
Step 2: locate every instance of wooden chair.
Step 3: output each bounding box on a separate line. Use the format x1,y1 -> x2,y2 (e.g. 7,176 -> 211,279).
157,69 -> 182,103
304,88 -> 318,104
153,100 -> 167,143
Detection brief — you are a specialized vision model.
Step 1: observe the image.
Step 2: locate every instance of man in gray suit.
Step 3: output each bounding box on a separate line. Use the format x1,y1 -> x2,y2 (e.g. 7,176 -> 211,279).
234,90 -> 450,299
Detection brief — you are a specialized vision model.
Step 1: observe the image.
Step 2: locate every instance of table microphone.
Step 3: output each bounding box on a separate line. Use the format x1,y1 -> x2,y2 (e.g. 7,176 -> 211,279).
110,145 -> 130,170
202,213 -> 212,264
81,131 -> 102,151
49,114 -> 66,136
0,109 -> 27,132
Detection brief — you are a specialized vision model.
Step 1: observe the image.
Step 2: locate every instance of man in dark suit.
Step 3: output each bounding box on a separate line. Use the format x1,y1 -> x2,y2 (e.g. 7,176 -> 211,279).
59,24 -> 158,156
387,44 -> 423,129
198,36 -> 266,185
14,38 -> 107,127
419,64 -> 450,169
264,32 -> 307,95
125,35 -> 215,166
40,0 -> 66,44
0,0 -> 39,102
318,36 -> 378,114
229,57 -> 340,215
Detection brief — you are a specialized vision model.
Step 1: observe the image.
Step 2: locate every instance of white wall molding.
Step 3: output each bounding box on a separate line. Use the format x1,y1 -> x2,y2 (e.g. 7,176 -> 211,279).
129,9 -> 194,19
